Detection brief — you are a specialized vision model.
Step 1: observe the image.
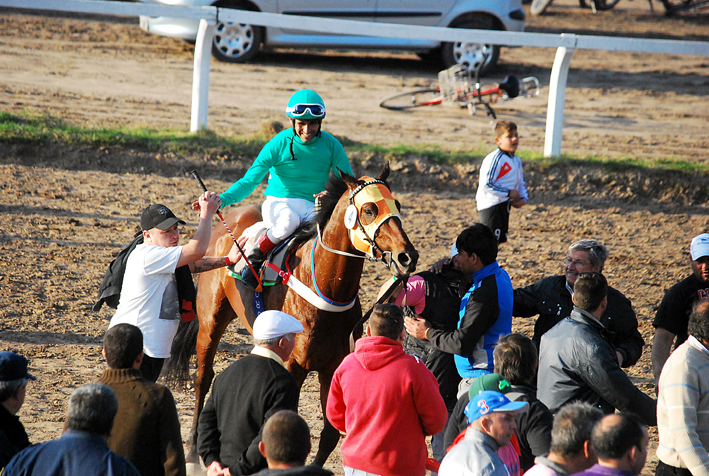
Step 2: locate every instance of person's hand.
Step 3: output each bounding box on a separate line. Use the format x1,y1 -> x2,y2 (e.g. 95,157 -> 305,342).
313,190 -> 328,199
508,189 -> 521,200
227,235 -> 248,264
511,198 -> 526,208
198,191 -> 222,218
404,315 -> 431,340
429,258 -> 450,274
207,461 -> 231,476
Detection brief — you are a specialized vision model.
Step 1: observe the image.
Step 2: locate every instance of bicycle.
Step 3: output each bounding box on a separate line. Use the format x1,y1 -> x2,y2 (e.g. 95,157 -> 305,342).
532,0 -> 705,16
379,64 -> 540,120
531,0 -> 623,15
659,0 -> 709,14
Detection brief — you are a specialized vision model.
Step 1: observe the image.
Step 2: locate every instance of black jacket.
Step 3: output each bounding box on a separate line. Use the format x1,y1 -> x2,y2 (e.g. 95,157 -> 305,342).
513,275 -> 644,367
248,465 -> 334,476
197,354 -> 299,476
444,385 -> 553,471
0,404 -> 31,471
537,308 -> 656,426
402,267 -> 464,410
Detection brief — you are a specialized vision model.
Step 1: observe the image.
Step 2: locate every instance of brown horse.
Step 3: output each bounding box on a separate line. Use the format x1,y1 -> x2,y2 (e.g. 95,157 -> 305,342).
172,165 -> 418,466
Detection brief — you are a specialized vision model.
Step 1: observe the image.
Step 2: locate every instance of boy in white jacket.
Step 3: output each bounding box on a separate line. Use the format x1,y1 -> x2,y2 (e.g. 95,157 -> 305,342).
476,121 -> 528,244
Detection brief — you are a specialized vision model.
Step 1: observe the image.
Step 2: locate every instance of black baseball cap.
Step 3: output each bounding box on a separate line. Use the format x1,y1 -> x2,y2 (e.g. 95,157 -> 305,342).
140,204 -> 186,231
0,351 -> 37,381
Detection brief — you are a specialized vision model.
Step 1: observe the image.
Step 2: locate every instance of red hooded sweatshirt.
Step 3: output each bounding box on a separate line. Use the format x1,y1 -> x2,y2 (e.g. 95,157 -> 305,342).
327,335 -> 448,476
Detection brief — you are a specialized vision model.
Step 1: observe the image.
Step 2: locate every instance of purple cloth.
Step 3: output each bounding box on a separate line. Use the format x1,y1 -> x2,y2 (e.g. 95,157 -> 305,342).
572,463 -> 636,476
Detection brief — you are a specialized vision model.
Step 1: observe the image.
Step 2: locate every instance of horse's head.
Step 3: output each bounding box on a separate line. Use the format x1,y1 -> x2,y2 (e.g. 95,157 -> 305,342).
339,164 -> 418,278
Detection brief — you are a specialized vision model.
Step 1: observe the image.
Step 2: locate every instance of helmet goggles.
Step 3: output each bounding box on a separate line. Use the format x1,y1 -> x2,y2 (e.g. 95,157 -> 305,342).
286,103 -> 326,118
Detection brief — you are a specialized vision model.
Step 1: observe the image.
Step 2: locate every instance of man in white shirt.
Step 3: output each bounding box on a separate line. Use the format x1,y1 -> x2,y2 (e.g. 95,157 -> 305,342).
109,192 -> 243,381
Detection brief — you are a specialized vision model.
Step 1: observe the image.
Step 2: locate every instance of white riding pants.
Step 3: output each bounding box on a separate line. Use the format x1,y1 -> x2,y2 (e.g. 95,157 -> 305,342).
261,196 -> 316,242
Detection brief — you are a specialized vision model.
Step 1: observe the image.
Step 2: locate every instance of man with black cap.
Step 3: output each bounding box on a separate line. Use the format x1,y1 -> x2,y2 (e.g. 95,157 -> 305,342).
0,351 -> 36,470
198,310 -> 304,476
109,192 -> 244,382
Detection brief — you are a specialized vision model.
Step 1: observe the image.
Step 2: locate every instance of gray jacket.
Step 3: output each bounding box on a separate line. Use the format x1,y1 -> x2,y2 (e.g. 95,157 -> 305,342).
439,428 -> 509,476
537,308 -> 656,426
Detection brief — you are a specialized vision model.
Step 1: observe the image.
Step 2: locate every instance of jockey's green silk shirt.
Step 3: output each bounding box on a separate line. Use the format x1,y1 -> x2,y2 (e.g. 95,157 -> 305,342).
220,129 -> 352,206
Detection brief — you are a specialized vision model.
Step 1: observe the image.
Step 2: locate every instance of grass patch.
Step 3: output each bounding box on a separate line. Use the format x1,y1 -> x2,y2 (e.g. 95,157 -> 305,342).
0,111 -> 266,158
518,151 -> 707,175
1,110 -> 706,175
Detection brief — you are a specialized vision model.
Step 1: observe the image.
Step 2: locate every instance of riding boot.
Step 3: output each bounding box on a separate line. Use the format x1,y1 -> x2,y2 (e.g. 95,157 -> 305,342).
240,232 -> 277,290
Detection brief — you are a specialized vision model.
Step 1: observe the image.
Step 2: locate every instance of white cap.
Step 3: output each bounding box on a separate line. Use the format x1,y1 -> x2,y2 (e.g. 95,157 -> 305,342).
253,310 -> 304,340
450,243 -> 459,259
691,233 -> 709,261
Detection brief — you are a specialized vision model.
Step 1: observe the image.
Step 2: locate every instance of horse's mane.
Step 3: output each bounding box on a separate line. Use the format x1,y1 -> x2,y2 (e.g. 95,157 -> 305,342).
290,171 -> 391,249
291,172 -> 350,248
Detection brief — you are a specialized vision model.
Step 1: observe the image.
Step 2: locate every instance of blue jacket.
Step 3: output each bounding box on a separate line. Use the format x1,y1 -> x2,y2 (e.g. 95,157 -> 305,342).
427,261 -> 513,378
3,430 -> 140,476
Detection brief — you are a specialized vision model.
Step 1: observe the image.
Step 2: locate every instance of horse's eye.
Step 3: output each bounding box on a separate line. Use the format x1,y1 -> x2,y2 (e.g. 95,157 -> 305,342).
360,203 -> 379,225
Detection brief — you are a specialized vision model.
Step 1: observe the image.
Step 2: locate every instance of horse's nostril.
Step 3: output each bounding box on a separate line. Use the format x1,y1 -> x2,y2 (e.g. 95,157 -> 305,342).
397,252 -> 411,267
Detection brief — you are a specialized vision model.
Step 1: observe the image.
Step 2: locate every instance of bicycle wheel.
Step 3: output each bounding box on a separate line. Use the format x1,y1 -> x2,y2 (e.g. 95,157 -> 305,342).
379,89 -> 443,110
660,0 -> 698,14
531,0 -> 555,15
581,0 -> 622,10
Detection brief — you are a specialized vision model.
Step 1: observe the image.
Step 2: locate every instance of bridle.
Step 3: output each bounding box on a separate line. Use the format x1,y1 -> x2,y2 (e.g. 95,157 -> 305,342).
315,177 -> 402,271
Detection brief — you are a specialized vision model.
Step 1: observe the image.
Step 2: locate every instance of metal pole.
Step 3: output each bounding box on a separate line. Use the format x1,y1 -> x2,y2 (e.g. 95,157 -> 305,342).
544,35 -> 577,157
191,18 -> 215,132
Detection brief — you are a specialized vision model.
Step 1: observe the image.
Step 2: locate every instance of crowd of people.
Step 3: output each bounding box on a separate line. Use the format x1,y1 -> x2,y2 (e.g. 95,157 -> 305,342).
2,88 -> 709,476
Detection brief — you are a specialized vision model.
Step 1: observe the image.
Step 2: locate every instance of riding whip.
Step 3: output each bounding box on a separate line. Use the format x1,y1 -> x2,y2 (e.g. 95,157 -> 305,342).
190,170 -> 263,289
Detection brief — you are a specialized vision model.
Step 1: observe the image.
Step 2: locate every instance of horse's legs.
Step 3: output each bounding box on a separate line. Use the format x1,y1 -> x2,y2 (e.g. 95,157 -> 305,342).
186,301 -> 237,464
288,360 -> 309,405
313,370 -> 341,467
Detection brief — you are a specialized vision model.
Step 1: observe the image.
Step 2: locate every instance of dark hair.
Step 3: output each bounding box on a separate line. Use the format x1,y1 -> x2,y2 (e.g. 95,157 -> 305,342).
495,121 -> 517,139
262,410 -> 311,465
455,224 -> 498,266
550,402 -> 604,459
688,300 -> 709,343
368,304 -> 404,340
494,333 -> 537,386
573,272 -> 608,312
569,239 -> 608,271
104,324 -> 143,369
591,413 -> 645,461
66,383 -> 119,437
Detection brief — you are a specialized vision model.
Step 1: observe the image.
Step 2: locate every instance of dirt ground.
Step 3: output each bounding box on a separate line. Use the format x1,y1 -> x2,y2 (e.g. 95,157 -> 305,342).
1,2 -> 708,475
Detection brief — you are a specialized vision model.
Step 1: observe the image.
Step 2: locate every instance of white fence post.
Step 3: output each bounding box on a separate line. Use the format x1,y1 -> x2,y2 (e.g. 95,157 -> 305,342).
191,18 -> 215,132
544,34 -> 577,158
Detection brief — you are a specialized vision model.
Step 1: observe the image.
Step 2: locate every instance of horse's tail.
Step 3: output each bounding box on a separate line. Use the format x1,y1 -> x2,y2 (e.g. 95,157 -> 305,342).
162,318 -> 199,390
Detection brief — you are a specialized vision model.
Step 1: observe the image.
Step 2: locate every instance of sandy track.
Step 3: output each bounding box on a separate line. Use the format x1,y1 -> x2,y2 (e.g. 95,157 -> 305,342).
1,3 -> 709,475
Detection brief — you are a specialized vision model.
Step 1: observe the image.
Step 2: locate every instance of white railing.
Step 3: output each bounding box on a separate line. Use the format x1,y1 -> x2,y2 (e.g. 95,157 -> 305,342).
2,0 -> 709,156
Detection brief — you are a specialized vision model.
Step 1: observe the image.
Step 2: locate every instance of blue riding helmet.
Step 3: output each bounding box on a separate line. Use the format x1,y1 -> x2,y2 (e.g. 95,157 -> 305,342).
286,89 -> 326,120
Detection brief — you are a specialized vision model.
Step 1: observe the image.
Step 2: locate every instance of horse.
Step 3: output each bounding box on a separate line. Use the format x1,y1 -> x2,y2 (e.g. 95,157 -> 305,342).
169,164 -> 419,466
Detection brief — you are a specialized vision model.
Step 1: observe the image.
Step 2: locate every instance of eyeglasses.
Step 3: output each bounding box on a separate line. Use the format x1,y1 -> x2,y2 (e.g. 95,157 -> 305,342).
565,258 -> 591,267
287,103 -> 326,118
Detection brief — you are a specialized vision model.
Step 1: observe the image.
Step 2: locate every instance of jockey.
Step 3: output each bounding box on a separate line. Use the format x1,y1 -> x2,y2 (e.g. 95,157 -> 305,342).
219,89 -> 353,289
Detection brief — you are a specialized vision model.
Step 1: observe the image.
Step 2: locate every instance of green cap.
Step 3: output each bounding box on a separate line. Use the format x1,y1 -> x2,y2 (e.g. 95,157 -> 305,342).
286,89 -> 326,120
469,373 -> 512,400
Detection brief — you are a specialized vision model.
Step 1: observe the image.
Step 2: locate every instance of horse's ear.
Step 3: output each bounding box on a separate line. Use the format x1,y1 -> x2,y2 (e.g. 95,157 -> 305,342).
376,162 -> 390,182
340,168 -> 359,189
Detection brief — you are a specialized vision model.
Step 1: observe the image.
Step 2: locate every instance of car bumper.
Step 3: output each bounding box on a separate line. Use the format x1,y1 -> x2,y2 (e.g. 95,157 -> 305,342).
139,15 -> 200,40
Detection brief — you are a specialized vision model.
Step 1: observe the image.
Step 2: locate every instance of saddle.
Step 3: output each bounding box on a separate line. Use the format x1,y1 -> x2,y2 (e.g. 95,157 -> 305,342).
227,222 -> 298,286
